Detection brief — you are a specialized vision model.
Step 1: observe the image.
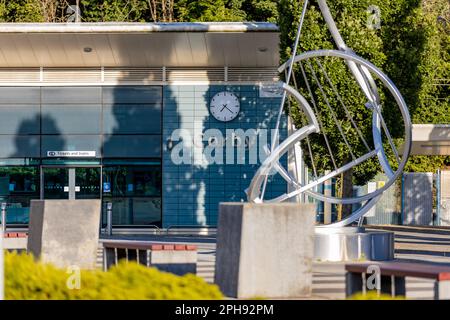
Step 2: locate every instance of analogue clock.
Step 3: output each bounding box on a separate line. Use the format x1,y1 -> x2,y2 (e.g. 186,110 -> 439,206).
209,92 -> 240,122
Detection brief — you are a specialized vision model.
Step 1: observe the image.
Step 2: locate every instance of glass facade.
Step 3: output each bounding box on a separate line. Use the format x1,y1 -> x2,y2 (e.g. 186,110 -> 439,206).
102,165 -> 162,227
0,86 -> 163,227
0,166 -> 39,224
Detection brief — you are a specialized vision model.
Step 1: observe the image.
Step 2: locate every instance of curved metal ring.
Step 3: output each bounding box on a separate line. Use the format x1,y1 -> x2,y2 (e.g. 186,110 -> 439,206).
273,49 -> 411,204
247,50 -> 411,227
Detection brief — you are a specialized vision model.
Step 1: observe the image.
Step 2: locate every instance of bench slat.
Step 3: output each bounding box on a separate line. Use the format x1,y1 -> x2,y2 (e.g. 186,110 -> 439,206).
102,240 -> 197,251
346,262 -> 450,281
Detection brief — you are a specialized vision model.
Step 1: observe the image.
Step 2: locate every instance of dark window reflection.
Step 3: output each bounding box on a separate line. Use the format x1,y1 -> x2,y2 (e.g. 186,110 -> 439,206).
0,166 -> 39,224
102,165 -> 162,227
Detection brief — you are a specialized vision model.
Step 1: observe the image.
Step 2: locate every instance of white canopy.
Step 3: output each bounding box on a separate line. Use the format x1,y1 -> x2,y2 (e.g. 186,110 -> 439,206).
0,22 -> 279,68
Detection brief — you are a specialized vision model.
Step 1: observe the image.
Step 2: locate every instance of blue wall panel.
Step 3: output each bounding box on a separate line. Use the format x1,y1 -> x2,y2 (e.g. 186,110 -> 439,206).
162,84 -> 286,228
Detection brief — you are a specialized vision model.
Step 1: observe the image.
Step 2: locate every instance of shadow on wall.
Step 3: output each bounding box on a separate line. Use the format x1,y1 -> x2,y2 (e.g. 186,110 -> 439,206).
402,172 -> 434,226
13,114 -> 65,158
100,25 -> 284,228
102,73 -> 163,227
163,83 -> 284,228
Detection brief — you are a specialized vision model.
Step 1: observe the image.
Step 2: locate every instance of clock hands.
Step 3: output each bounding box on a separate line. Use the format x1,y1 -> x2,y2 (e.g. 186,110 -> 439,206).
221,104 -> 233,113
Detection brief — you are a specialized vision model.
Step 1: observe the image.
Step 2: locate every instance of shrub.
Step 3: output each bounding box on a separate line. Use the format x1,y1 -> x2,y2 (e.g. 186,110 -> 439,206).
348,291 -> 405,300
4,251 -> 223,300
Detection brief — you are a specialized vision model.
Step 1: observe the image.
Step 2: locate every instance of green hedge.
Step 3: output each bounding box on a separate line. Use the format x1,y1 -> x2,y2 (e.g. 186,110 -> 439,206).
348,291 -> 405,300
4,251 -> 223,300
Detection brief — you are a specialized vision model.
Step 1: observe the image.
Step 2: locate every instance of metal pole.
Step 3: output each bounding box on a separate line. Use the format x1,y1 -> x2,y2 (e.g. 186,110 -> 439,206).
261,0 -> 309,199
401,174 -> 405,225
0,224 -> 3,300
106,202 -> 113,236
1,203 -> 6,234
323,172 -> 331,224
0,202 -> 4,300
436,169 -> 441,226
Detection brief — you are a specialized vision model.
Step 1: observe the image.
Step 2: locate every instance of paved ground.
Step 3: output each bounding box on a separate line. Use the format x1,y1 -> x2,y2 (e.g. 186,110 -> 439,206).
99,225 -> 450,300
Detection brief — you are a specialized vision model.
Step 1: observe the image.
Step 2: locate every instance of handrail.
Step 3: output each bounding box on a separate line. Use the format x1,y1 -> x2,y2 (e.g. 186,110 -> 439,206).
101,224 -> 162,235
102,239 -> 197,251
165,225 -> 217,235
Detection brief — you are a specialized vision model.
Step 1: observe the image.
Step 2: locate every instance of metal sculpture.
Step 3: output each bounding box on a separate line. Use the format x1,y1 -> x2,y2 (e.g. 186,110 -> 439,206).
247,0 -> 412,228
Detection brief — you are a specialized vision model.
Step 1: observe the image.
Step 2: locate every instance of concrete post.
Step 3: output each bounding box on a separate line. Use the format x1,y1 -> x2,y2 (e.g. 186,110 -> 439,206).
214,203 -> 315,299
435,280 -> 450,300
27,200 -> 101,269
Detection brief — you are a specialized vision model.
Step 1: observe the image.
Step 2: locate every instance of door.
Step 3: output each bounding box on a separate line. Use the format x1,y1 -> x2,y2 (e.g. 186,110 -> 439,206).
42,167 -> 101,200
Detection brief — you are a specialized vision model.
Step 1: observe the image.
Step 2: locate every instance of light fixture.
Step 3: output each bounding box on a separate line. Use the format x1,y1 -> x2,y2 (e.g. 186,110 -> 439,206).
258,47 -> 268,53
83,47 -> 92,53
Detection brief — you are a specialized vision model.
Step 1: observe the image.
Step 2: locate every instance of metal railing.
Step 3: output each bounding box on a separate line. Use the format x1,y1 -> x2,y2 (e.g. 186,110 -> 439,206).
0,204 -> 3,300
102,202 -> 162,235
165,225 -> 217,236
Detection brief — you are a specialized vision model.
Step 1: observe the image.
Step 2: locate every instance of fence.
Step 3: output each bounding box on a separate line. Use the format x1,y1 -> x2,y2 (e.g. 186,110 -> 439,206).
438,170 -> 450,226
402,172 -> 434,225
309,170 -> 447,227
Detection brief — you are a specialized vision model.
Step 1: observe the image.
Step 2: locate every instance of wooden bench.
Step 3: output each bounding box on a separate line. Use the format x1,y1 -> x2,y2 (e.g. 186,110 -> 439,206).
345,262 -> 450,299
102,240 -> 197,276
3,232 -> 27,238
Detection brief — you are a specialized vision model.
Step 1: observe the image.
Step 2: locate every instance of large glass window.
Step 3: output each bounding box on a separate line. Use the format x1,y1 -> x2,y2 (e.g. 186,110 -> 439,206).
41,87 -> 102,104
42,104 -> 102,134
0,105 -> 40,134
102,87 -> 162,104
102,165 -> 162,227
103,135 -> 161,158
103,103 -> 162,134
0,87 -> 40,104
0,166 -> 39,225
41,135 -> 102,158
0,135 -> 40,158
0,86 -> 164,229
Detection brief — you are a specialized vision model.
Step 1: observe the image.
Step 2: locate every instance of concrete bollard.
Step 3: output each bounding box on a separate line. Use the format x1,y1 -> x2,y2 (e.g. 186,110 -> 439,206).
106,202 -> 113,236
1,203 -> 6,234
214,202 -> 315,299
27,200 -> 101,269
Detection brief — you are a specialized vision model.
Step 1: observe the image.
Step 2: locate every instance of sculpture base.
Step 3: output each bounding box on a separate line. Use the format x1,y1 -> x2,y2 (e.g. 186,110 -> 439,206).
314,227 -> 394,262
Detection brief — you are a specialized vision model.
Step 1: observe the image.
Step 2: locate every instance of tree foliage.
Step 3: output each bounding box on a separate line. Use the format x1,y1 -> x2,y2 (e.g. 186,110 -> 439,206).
279,0 -> 450,178
0,0 -> 278,22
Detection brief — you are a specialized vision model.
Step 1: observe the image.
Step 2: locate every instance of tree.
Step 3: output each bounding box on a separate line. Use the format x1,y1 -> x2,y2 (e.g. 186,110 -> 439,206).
80,0 -> 149,22
148,0 -> 174,22
278,0 -> 450,218
175,0 -> 246,22
242,0 -> 278,22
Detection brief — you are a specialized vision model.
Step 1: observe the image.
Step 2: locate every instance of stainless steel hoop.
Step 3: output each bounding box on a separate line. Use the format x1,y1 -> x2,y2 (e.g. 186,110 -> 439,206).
247,50 -> 412,227
274,50 -> 412,203
246,0 -> 412,228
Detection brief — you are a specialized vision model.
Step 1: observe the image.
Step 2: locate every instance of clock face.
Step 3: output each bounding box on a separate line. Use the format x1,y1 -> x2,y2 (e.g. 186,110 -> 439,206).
210,92 -> 240,122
